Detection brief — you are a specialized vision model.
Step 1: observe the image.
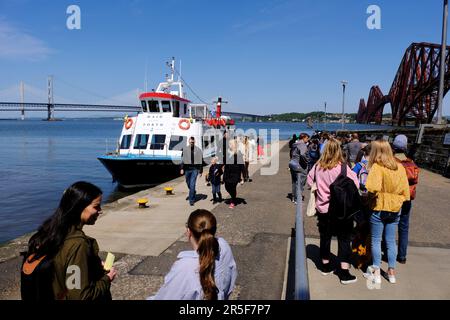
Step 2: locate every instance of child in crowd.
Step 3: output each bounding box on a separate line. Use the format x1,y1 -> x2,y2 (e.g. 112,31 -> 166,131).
208,157 -> 223,204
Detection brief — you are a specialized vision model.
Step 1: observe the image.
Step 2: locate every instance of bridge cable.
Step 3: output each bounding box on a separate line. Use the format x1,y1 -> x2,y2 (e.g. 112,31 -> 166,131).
53,76 -> 132,105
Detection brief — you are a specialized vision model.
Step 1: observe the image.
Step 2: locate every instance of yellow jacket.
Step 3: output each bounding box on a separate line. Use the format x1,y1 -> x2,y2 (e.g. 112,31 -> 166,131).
366,163 -> 410,213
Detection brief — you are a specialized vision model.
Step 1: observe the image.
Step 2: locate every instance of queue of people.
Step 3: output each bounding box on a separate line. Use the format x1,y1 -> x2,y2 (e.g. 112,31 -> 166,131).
290,131 -> 419,288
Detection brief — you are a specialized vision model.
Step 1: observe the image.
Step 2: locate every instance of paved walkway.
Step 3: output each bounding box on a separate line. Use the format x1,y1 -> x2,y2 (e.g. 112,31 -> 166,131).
83,140 -> 282,256
300,163 -> 450,299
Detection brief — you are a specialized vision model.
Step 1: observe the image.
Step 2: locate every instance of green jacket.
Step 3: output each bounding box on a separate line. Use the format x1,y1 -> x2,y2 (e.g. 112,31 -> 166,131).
52,225 -> 112,300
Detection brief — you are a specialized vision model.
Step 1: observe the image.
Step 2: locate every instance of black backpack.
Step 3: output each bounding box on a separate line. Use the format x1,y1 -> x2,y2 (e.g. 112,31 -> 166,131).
20,252 -> 55,301
329,164 -> 362,220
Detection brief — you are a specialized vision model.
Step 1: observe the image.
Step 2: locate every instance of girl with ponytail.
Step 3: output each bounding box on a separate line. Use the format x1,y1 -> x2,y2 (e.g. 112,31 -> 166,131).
149,209 -> 237,300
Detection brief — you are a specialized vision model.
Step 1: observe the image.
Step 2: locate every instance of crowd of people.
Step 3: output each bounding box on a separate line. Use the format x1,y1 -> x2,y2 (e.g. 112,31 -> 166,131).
290,131 -> 419,287
181,133 -> 259,209
20,131 -> 259,301
20,130 -> 420,301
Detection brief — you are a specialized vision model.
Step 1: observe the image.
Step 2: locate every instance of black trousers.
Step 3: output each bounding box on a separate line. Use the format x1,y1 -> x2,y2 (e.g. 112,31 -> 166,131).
317,212 -> 353,264
244,161 -> 250,180
225,182 -> 238,203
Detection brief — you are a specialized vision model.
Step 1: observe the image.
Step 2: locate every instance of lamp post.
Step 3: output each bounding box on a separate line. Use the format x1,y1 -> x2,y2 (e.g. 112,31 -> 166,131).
341,81 -> 348,130
437,0 -> 448,125
324,102 -> 327,131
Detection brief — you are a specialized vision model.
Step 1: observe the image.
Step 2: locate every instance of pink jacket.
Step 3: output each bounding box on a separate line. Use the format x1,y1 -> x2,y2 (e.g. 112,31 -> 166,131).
307,163 -> 359,214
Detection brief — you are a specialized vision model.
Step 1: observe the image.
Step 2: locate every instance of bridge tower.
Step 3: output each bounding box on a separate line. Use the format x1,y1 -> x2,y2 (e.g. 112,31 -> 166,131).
20,81 -> 25,120
47,75 -> 54,121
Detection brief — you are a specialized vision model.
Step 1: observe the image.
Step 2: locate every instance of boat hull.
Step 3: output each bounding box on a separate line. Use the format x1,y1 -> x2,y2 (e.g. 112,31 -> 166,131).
98,155 -> 182,188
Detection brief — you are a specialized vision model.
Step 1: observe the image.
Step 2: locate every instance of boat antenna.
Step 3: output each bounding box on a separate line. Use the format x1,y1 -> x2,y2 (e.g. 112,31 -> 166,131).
170,57 -> 175,82
178,59 -> 181,82
144,58 -> 148,92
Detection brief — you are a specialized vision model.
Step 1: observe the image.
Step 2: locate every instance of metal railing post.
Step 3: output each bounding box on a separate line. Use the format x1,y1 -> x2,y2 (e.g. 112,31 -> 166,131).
295,172 -> 310,300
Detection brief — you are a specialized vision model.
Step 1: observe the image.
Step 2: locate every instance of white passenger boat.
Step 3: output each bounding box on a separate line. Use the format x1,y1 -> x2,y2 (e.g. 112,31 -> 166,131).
98,58 -> 235,188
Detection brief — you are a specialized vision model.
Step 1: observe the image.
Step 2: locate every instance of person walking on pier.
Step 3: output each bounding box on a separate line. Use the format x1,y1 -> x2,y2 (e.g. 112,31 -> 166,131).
319,132 -> 330,154
344,133 -> 363,168
257,135 -> 265,160
208,157 -> 223,204
290,133 -> 310,203
21,181 -> 116,300
392,135 -> 419,265
306,139 -> 360,285
149,209 -> 237,300
289,134 -> 298,159
364,140 -> 410,286
307,138 -> 320,171
223,140 -> 245,209
180,137 -> 204,206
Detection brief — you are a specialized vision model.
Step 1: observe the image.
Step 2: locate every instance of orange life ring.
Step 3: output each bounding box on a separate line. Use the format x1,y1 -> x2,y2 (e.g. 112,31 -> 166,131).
179,119 -> 190,130
124,118 -> 133,130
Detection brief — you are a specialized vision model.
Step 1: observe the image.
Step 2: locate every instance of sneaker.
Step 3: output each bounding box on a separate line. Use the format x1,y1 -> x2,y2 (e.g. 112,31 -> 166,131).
397,257 -> 406,264
190,202 -> 194,206
363,266 -> 381,284
320,263 -> 334,275
337,269 -> 357,285
363,266 -> 373,280
363,266 -> 381,289
229,203 -> 235,209
388,274 -> 396,284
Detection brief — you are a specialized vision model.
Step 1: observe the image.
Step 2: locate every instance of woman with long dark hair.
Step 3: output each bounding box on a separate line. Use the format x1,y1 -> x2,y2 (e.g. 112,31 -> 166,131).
149,209 -> 237,300
22,181 -> 116,300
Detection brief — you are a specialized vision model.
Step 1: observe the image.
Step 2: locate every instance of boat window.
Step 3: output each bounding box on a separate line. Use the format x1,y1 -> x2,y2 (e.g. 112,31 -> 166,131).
169,135 -> 186,150
141,100 -> 148,112
150,134 -> 166,150
148,100 -> 160,113
203,136 -> 210,149
173,101 -> 180,117
211,136 -> 215,144
133,134 -> 149,149
183,104 -> 187,114
120,135 -> 132,149
161,101 -> 171,112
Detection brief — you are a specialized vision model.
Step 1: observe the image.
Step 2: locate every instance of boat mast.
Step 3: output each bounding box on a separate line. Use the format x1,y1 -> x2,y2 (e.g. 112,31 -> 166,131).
144,58 -> 148,92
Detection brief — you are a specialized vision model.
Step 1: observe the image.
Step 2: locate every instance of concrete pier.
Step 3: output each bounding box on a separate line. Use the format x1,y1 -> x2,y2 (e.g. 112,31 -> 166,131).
1,140 -> 449,300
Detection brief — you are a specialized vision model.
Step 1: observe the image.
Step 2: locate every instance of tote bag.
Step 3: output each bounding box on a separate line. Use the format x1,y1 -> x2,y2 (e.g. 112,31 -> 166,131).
306,166 -> 318,217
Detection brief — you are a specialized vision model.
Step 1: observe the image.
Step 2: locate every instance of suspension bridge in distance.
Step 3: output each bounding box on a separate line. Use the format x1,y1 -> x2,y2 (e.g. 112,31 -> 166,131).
0,79 -> 268,122
0,102 -> 267,122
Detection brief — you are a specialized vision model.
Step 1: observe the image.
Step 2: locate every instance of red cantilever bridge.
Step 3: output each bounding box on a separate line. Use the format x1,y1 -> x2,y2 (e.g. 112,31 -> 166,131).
357,42 -> 450,126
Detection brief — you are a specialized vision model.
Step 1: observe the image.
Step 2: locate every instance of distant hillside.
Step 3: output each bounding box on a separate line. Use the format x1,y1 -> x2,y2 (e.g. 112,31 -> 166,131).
262,112 -> 357,122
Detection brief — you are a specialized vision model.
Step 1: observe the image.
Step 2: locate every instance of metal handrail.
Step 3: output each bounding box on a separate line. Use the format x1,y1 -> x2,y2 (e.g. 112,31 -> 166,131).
294,173 -> 310,300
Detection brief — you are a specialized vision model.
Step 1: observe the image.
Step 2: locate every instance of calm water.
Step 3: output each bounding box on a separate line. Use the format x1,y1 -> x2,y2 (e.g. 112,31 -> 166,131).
0,118 -> 389,243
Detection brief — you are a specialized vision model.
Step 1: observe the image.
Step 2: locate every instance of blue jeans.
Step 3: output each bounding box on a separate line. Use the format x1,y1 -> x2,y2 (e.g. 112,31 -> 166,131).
185,169 -> 199,204
212,183 -> 221,194
370,210 -> 400,269
291,170 -> 307,201
398,201 -> 412,260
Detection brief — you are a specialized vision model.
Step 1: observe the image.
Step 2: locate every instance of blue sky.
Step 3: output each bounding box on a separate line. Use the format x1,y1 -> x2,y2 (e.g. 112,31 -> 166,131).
0,0 -> 449,117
